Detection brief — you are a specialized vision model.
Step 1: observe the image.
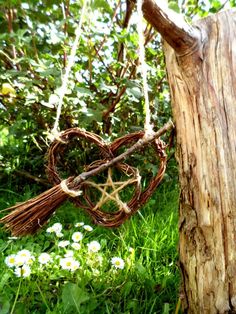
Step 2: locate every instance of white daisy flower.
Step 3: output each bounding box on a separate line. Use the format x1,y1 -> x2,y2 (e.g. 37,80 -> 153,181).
75,222 -> 84,227
83,225 -> 93,232
59,257 -> 80,271
70,260 -> 80,271
14,264 -> 31,278
51,222 -> 63,233
71,243 -> 81,250
87,241 -> 101,253
46,226 -> 54,233
72,232 -> 83,242
58,240 -> 70,248
16,249 -> 33,265
55,232 -> 64,238
47,222 -> 62,234
14,255 -> 26,267
111,257 -> 125,269
60,257 -> 73,270
5,254 -> 17,268
38,253 -> 51,265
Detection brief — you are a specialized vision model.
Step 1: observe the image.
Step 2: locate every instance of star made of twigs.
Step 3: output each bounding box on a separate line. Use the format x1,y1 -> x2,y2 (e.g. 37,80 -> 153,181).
86,167 -> 141,214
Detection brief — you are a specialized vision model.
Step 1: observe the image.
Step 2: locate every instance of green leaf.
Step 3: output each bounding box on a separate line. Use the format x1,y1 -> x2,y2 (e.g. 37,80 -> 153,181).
163,302 -> 170,314
0,272 -> 11,290
125,79 -> 141,89
135,262 -> 147,278
62,283 -> 89,313
99,81 -> 117,93
0,296 -> 11,314
168,2 -> 180,13
90,0 -> 113,14
121,281 -> 134,296
76,87 -> 93,96
126,87 -> 142,100
42,240 -> 51,251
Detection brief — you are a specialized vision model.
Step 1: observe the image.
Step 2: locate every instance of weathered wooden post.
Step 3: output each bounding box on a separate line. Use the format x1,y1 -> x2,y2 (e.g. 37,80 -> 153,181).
142,1 -> 236,312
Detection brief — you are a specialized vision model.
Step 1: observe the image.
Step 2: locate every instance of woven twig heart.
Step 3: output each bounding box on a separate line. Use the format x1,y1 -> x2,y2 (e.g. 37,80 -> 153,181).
46,128 -> 167,227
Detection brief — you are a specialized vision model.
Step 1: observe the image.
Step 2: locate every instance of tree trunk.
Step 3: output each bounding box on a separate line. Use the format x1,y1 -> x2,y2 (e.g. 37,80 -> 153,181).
164,10 -> 236,313
142,1 -> 236,311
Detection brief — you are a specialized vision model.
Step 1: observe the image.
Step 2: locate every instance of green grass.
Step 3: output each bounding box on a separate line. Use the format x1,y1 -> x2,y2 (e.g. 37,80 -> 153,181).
0,182 -> 180,314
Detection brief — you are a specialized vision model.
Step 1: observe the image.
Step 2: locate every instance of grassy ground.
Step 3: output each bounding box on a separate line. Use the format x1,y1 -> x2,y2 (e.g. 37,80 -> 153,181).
0,182 -> 180,314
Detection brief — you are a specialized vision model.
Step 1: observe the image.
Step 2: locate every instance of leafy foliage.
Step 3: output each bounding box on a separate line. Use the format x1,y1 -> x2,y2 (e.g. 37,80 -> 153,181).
171,0 -> 234,17
0,1 -> 235,189
0,0 -> 170,189
0,0 -> 233,188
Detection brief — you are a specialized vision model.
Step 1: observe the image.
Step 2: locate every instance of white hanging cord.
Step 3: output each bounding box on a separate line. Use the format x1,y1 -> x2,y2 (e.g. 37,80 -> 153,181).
50,0 -> 88,141
137,0 -> 153,136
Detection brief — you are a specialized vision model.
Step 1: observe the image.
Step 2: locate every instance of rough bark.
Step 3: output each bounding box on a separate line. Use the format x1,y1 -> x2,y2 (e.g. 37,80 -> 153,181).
163,9 -> 236,313
142,0 -> 201,55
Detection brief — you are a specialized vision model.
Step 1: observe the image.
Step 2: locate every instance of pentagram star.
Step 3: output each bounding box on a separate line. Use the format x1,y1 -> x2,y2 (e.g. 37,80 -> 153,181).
86,167 -> 138,213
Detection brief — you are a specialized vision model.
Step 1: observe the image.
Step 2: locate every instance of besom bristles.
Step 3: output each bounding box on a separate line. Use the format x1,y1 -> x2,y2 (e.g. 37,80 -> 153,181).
0,185 -> 68,236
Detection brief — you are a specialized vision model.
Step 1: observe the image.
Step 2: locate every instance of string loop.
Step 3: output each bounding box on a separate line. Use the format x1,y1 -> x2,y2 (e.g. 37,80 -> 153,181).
50,0 -> 88,140
137,0 -> 153,136
60,179 -> 82,198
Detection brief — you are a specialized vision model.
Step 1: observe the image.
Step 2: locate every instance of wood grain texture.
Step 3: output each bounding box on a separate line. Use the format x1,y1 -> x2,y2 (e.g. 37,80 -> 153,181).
142,0 -> 201,55
164,9 -> 236,313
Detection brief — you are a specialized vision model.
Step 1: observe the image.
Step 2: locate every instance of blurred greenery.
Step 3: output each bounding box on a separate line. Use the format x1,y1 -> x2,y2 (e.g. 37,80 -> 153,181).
0,0 -> 233,190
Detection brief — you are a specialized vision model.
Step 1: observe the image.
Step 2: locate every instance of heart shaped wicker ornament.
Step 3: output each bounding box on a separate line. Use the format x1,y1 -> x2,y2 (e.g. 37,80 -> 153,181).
0,121 -> 173,236
46,128 -> 167,228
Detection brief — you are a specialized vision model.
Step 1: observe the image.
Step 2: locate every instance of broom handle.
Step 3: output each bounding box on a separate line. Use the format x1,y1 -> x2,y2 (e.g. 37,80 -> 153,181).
72,120 -> 174,186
